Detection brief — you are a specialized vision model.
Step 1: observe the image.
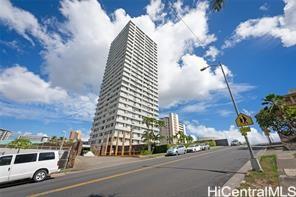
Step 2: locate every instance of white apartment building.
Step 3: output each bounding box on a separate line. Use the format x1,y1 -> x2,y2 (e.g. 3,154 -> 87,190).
160,113 -> 186,145
179,123 -> 187,135
89,21 -> 159,156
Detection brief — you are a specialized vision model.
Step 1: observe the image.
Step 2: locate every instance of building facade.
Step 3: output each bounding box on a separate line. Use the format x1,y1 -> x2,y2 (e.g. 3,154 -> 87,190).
0,129 -> 12,141
284,89 -> 296,106
89,21 -> 159,155
69,130 -> 81,141
179,123 -> 186,135
160,113 -> 186,145
19,135 -> 49,143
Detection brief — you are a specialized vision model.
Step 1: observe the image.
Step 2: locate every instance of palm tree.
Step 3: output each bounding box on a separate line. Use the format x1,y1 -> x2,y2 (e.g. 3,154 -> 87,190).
142,130 -> 154,152
152,133 -> 164,146
173,131 -> 187,144
49,136 -> 58,145
167,135 -> 174,144
186,135 -> 194,144
262,94 -> 284,111
262,94 -> 295,130
211,0 -> 224,12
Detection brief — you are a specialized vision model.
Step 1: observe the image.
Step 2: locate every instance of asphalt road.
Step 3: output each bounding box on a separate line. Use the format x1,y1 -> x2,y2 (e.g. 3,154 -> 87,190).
0,147 -> 258,197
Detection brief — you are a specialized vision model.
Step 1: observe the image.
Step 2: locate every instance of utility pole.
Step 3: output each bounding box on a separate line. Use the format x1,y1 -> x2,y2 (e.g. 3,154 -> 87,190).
201,63 -> 262,172
219,63 -> 262,172
59,130 -> 66,152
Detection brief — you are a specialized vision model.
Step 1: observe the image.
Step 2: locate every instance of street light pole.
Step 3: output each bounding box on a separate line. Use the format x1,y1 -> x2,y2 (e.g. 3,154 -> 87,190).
59,130 -> 66,152
201,63 -> 262,171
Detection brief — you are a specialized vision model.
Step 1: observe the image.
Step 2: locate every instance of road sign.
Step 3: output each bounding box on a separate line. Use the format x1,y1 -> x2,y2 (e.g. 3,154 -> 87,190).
240,126 -> 251,136
236,113 -> 254,127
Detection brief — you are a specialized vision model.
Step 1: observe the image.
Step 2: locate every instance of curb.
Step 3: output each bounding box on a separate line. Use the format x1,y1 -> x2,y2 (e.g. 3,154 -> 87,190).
222,149 -> 266,192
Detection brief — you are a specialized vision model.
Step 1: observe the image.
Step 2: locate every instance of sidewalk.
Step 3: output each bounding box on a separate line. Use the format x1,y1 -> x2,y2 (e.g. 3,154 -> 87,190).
265,149 -> 296,194
73,156 -> 141,171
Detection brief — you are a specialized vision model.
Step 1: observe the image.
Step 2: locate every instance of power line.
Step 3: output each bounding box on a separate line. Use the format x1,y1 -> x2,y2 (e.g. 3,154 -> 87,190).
171,7 -> 202,45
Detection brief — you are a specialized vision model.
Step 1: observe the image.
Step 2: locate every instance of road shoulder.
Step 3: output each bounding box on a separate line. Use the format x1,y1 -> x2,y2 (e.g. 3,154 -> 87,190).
222,147 -> 266,191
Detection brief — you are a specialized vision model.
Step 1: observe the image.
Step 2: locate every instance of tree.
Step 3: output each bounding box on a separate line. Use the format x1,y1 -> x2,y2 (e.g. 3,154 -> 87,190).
167,135 -> 175,144
8,138 -> 32,153
152,133 -> 164,147
263,128 -> 272,145
142,117 -> 165,151
255,94 -> 296,137
186,135 -> 194,144
211,0 -> 224,12
173,131 -> 187,144
142,130 -> 154,152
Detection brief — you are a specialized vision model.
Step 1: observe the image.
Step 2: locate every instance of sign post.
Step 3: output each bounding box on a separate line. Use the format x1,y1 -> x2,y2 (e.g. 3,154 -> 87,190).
200,63 -> 262,171
218,64 -> 262,172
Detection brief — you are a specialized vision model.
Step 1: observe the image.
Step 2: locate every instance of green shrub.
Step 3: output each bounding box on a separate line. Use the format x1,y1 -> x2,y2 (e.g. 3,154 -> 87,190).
153,144 -> 170,154
207,140 -> 216,147
140,150 -> 152,155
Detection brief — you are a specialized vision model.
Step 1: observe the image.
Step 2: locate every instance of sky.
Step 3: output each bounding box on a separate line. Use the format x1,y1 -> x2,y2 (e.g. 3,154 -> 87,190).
0,0 -> 295,144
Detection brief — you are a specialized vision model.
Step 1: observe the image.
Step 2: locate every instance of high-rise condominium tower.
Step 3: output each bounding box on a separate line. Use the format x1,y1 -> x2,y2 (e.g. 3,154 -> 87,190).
89,21 -> 159,156
159,113 -> 186,145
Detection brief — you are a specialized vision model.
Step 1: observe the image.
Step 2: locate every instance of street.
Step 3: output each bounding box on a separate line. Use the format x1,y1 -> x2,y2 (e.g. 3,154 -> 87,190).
0,147 -> 258,197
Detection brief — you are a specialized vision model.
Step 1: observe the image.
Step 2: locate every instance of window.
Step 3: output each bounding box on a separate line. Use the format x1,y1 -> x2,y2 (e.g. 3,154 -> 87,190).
14,153 -> 37,164
0,156 -> 12,166
39,152 -> 55,161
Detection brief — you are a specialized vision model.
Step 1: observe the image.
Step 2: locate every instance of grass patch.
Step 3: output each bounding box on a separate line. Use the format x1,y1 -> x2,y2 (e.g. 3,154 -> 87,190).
294,153 -> 296,158
240,155 -> 279,190
139,150 -> 152,155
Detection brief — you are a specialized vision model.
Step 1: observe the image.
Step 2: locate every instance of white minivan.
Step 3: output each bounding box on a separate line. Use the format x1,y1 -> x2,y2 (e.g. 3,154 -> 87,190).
0,151 -> 59,184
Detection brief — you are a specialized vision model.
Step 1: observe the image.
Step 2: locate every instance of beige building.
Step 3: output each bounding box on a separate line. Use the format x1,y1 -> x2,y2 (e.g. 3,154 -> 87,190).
284,89 -> 296,106
160,113 -> 186,145
69,130 -> 81,141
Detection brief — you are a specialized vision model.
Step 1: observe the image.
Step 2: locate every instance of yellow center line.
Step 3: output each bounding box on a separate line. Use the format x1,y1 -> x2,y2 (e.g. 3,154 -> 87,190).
29,148 -> 230,197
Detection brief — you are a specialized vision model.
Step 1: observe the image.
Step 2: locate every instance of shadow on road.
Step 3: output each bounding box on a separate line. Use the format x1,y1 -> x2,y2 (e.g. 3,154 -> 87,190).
89,194 -> 117,197
152,166 -> 246,175
238,146 -> 266,150
0,177 -> 54,189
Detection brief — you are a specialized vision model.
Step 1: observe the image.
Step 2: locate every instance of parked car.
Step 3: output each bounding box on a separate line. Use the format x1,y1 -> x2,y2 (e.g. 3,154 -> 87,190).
166,145 -> 186,156
231,139 -> 241,146
0,151 -> 60,184
200,143 -> 210,150
186,144 -> 202,153
195,144 -> 203,151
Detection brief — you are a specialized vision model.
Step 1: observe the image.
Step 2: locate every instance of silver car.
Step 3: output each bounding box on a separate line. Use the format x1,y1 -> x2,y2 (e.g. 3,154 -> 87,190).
166,145 -> 186,156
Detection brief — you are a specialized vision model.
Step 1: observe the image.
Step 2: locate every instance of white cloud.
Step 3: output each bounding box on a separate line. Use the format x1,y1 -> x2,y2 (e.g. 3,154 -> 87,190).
217,109 -> 233,117
186,121 -> 281,145
0,66 -> 68,103
0,0 -> 254,122
172,0 -> 190,16
36,132 -> 48,137
80,129 -> 91,141
259,3 -> 268,11
146,0 -> 166,22
224,0 -> 296,48
0,0 -> 231,108
0,66 -> 97,121
0,0 -> 60,46
204,46 -> 219,60
181,102 -> 208,113
242,108 -> 255,116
